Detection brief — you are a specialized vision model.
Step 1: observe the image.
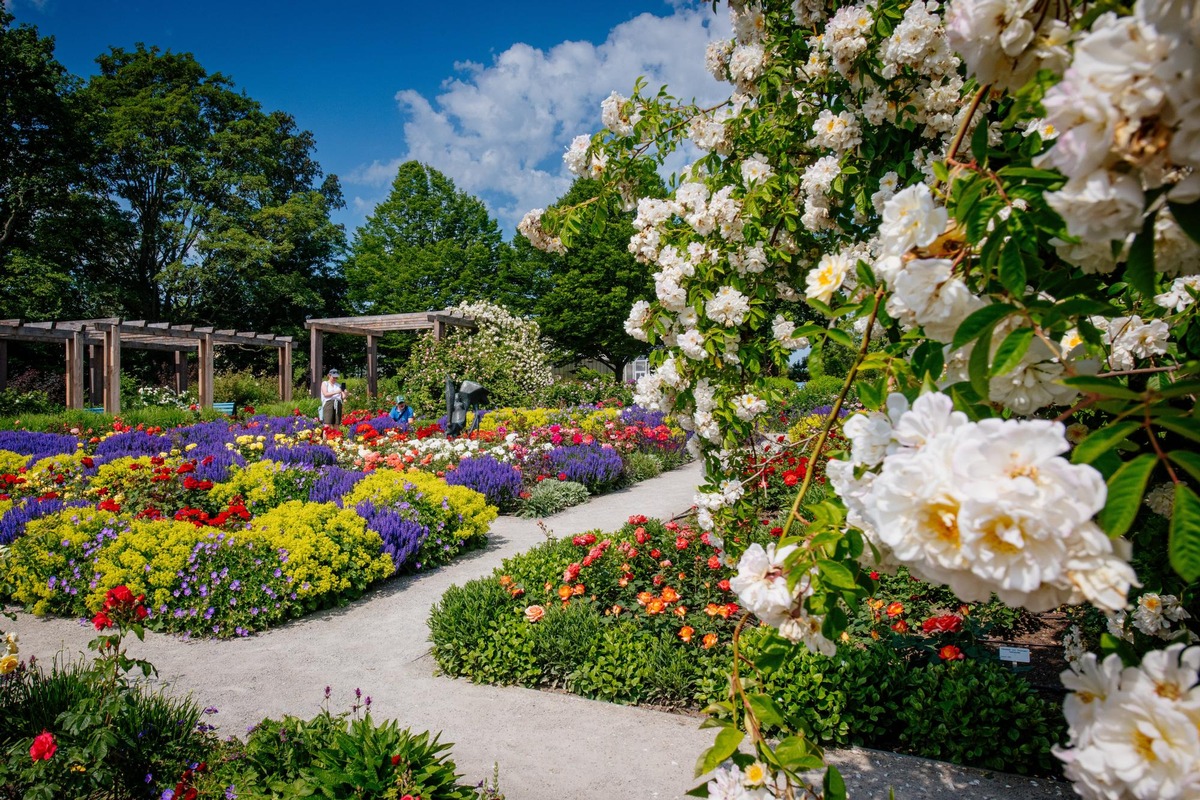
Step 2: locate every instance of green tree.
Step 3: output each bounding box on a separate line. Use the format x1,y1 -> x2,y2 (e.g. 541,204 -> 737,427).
344,161 -> 508,314
80,45 -> 346,332
0,9 -> 104,321
517,178 -> 653,378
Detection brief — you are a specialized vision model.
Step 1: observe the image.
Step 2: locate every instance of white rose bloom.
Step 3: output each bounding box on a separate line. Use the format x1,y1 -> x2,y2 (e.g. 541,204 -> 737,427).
728,42 -> 766,85
800,155 -> 841,196
1155,276 -> 1200,312
624,301 -> 652,342
1053,236 -> 1127,275
1063,625 -> 1088,671
886,258 -> 986,342
1155,211 -> 1200,277
694,410 -> 722,443
693,377 -> 716,413
946,0 -> 1071,91
1145,483 -> 1176,517
1023,118 -> 1059,140
805,251 -> 853,304
678,328 -> 707,361
732,393 -> 768,422
1046,169 -> 1145,244
878,184 -> 949,256
771,315 -> 809,350
563,135 -> 591,177
778,613 -> 839,656
810,109 -> 862,151
1104,316 -> 1170,371
600,91 -> 636,137
730,543 -> 799,627
740,154 -> 774,186
706,286 -> 751,327
705,39 -> 733,81
633,373 -> 666,410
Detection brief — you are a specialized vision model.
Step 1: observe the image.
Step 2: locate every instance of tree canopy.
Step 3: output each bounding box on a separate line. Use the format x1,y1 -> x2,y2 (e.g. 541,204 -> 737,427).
344,161 -> 508,314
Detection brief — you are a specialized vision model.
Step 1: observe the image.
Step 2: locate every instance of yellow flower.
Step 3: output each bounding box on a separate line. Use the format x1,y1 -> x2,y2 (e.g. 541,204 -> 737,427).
744,762 -> 767,786
0,654 -> 18,674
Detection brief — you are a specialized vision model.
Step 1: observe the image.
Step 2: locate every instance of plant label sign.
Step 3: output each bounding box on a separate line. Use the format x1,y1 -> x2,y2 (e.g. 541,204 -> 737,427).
998,646 -> 1031,664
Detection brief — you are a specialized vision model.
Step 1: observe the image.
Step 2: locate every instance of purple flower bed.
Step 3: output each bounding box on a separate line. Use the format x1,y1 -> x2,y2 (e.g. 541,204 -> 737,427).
539,444 -> 624,492
95,430 -> 173,459
0,431 -> 77,459
806,404 -> 853,419
192,449 -> 246,483
0,496 -> 90,545
261,444 -> 337,468
620,406 -> 669,429
354,500 -> 427,571
308,466 -> 368,506
443,455 -> 522,508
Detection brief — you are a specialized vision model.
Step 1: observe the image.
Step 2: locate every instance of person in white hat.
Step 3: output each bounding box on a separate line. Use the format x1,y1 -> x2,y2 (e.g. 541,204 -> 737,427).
320,368 -> 347,426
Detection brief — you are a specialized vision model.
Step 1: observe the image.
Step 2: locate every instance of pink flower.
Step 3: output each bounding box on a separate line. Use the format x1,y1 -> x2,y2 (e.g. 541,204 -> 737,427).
30,730 -> 56,761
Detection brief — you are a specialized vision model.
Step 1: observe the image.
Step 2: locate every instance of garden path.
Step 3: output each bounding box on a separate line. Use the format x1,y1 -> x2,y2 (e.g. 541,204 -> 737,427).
12,462 -> 1069,800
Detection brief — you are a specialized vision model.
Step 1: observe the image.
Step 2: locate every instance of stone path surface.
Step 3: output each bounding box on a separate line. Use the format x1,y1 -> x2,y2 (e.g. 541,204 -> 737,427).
11,462 -> 1071,799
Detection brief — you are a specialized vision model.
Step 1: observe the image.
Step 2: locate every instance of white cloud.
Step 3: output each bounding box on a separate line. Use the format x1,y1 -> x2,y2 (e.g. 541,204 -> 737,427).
346,5 -> 730,236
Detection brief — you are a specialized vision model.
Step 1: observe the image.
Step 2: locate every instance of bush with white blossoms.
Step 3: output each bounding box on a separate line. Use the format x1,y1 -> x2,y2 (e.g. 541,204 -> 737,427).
524,0 -> 1200,796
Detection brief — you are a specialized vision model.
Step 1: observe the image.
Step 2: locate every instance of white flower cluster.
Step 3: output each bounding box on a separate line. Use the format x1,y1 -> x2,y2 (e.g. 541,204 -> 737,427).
1040,0 -> 1200,268
1156,275 -> 1200,313
946,0 -> 1072,92
563,134 -> 606,179
517,208 -> 565,255
730,543 -> 837,656
600,91 -> 639,137
1056,645 -> 1200,800
1062,624 -> 1088,671
828,392 -> 1137,611
1144,482 -> 1175,517
706,761 -> 780,800
1096,316 -> 1171,372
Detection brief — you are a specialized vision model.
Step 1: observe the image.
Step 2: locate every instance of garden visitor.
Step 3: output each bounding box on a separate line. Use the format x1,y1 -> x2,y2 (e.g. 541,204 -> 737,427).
389,395 -> 414,425
320,368 -> 346,426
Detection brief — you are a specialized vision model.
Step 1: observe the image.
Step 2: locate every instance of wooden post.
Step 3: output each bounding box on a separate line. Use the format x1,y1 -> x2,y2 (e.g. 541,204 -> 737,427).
65,332 -> 85,410
309,327 -> 323,397
0,340 -> 7,393
433,318 -> 446,341
366,334 -> 378,399
173,350 -> 188,394
198,333 -> 214,408
103,326 -> 121,415
278,342 -> 293,402
88,344 -> 103,406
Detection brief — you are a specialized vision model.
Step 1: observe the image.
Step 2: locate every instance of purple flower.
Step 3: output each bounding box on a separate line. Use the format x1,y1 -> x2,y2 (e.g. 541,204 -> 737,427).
443,456 -> 522,507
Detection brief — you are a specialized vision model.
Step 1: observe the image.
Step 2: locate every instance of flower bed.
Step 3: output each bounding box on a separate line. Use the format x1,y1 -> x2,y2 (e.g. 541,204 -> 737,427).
0,417 -> 495,638
428,515 -> 1065,775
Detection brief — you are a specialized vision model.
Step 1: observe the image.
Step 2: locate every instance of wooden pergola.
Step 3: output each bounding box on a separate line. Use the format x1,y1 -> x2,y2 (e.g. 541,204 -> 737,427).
0,318 -> 294,415
305,309 -> 475,397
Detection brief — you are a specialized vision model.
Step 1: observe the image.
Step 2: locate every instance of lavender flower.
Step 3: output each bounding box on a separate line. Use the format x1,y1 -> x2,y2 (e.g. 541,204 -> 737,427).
443,456 -> 522,507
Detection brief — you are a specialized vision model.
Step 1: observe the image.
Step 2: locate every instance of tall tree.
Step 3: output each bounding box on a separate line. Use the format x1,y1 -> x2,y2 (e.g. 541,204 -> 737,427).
517,178 -> 654,378
0,9 -> 104,320
80,45 -> 346,332
344,161 -> 508,313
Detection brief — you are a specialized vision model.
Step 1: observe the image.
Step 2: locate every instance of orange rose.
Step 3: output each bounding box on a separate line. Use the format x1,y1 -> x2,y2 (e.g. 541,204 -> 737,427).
938,644 -> 965,661
646,599 -> 666,615
558,585 -> 573,600
885,601 -> 905,618
572,584 -> 586,596
679,625 -> 695,643
499,575 -> 513,587
636,591 -> 654,606
661,586 -> 680,603
610,604 -> 623,615
702,633 -> 718,649
524,605 -> 545,623
891,619 -> 909,634
673,606 -> 687,617
704,603 -> 722,617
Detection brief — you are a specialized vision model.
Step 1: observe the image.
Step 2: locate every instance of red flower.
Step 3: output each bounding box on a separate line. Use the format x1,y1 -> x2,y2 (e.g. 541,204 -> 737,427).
649,549 -> 661,559
98,498 -> 122,513
869,571 -> 880,581
783,472 -> 798,486
92,611 -> 113,630
717,579 -> 731,592
106,585 -> 134,606
707,555 -> 721,570
922,615 -> 964,635
627,514 -> 647,525
392,754 -> 403,766
29,730 -> 56,761
176,462 -> 196,474
675,536 -> 689,550
557,472 -> 568,481
891,619 -> 909,634
769,526 -> 783,537
80,456 -> 94,468
938,644 -> 965,661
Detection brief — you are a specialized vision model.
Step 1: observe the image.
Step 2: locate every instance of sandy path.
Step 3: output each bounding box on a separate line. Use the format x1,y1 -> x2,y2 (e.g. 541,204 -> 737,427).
10,462 -> 1068,799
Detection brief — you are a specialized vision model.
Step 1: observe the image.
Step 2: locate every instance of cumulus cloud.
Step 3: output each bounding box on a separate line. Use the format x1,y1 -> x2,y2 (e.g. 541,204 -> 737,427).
347,5 -> 729,236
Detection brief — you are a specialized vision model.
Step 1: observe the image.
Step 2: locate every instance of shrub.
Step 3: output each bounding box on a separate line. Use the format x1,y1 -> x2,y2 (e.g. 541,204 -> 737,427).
519,479 -> 590,518
790,375 -> 854,415
622,451 -> 663,484
212,371 -> 281,407
344,470 -> 496,542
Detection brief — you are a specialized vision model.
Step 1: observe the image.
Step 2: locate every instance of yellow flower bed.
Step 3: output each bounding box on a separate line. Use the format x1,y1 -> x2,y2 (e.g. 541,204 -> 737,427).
344,470 -> 495,541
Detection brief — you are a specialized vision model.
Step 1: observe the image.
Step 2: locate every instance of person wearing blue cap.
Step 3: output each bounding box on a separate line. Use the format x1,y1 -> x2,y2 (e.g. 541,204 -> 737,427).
389,394 -> 413,425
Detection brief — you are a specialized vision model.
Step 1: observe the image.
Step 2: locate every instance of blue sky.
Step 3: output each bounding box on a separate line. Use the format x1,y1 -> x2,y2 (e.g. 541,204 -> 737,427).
8,0 -> 728,238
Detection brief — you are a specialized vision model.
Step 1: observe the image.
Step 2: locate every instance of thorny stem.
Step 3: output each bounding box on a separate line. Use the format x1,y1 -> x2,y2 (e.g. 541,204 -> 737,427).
783,287 -> 885,537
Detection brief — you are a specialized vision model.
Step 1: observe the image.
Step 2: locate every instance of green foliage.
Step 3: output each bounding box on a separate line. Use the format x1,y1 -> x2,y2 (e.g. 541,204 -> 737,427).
397,301 -> 555,416
0,388 -> 59,416
518,178 -> 656,377
790,376 -> 855,415
539,375 -> 635,408
345,161 -> 510,318
213,708 -> 477,800
518,479 -> 591,518
622,451 -> 664,484
806,338 -> 858,381
212,371 -> 284,407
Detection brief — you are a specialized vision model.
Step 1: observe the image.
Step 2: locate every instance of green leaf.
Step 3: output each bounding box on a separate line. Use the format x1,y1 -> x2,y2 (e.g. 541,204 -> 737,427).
1153,415 -> 1200,444
1156,378 -> 1200,399
968,322 -> 995,397
748,694 -> 787,728
999,240 -> 1027,295
951,304 -> 1017,350
774,736 -> 825,771
1169,484 -> 1200,582
817,559 -> 857,590
824,765 -> 848,800
970,120 -> 989,166
1125,211 -> 1158,298
695,727 -> 745,777
826,327 -> 855,349
988,326 -> 1035,377
1060,376 -> 1144,401
1167,450 -> 1200,484
1098,453 -> 1158,537
1071,421 -> 1142,464
1168,199 -> 1200,245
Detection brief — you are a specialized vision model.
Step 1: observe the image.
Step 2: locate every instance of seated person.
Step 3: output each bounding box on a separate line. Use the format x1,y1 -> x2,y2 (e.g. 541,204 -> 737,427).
389,395 -> 414,424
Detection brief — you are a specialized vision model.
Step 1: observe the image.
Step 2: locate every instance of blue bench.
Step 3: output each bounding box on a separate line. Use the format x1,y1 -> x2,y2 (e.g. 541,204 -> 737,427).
213,402 -> 235,415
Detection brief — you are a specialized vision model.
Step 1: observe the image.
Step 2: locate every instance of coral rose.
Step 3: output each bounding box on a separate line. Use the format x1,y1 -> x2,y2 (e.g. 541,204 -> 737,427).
524,605 -> 545,623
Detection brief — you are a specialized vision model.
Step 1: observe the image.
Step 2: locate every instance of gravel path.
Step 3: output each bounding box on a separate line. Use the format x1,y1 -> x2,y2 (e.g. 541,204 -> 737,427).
10,462 -> 1071,799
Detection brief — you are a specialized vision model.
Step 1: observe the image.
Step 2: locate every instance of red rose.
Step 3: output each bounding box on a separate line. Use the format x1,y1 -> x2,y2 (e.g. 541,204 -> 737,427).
707,556 -> 721,570
80,456 -> 94,468
938,644 -> 965,661
717,579 -> 731,591
922,615 -> 964,635
557,472 -> 568,481
29,730 -> 56,761
891,619 -> 909,634
107,585 -> 134,606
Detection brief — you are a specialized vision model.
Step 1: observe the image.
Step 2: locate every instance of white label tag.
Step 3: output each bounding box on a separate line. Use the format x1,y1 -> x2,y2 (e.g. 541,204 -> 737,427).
998,646 -> 1031,663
